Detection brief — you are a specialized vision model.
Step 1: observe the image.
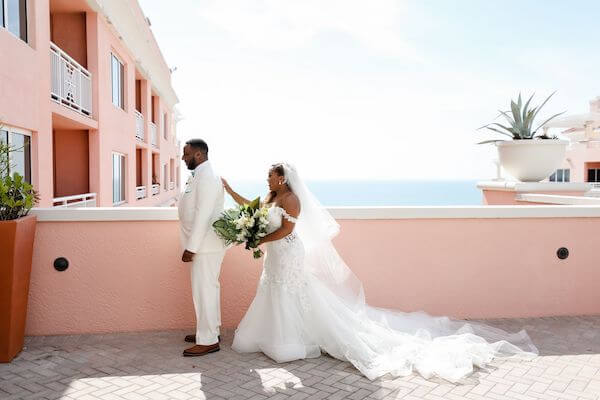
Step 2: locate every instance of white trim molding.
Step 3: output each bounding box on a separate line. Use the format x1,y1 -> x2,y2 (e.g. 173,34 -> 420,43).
31,205 -> 600,222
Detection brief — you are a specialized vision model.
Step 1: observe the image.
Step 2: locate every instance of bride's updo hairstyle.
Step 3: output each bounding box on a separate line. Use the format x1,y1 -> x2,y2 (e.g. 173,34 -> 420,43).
266,163 -> 288,203
271,163 -> 285,180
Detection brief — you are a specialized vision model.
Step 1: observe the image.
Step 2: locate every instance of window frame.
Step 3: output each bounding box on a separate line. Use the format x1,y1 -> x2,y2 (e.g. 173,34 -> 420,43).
588,168 -> 600,183
111,52 -> 125,110
1,125 -> 32,183
112,152 -> 126,205
550,168 -> 570,183
1,0 -> 28,43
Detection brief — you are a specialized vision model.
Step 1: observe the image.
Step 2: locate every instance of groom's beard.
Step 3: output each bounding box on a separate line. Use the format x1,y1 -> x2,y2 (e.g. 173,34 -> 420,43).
186,159 -> 198,170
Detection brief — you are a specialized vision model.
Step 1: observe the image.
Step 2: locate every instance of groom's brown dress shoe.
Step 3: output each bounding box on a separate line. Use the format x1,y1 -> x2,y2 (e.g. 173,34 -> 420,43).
185,334 -> 221,343
183,343 -> 220,357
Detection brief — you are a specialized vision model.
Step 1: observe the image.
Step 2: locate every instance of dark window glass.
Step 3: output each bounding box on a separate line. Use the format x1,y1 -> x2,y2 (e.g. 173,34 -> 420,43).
589,169 -> 597,183
549,172 -> 556,182
557,169 -> 563,182
564,169 -> 570,182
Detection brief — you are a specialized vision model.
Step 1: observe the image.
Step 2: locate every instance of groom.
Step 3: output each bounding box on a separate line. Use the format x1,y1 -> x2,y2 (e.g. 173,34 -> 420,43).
178,139 -> 226,356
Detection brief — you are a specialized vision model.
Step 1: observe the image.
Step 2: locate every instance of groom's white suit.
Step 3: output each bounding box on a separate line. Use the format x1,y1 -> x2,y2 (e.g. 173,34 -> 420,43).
178,160 -> 225,345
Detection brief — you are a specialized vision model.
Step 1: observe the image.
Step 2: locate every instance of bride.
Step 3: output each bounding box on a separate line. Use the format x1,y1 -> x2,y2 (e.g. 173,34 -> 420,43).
221,163 -> 537,382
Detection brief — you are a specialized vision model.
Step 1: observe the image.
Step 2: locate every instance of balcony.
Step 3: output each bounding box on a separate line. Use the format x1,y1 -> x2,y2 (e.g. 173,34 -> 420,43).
52,193 -> 97,208
169,181 -> 175,190
151,183 -> 160,196
136,185 -> 147,200
151,122 -> 158,147
50,42 -> 92,117
135,110 -> 144,141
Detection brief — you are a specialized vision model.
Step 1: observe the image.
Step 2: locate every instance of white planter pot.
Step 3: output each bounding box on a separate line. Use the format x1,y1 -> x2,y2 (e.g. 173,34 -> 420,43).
496,140 -> 568,182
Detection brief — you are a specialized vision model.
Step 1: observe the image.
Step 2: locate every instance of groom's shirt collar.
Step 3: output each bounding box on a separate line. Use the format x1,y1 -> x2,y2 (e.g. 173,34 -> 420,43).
192,160 -> 210,177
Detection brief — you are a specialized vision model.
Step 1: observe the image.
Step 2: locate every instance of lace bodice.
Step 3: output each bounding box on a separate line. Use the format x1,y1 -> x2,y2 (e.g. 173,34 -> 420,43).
260,206 -> 307,299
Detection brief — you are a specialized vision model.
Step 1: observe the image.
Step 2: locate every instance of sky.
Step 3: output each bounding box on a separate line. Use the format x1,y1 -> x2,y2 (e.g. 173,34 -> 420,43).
138,0 -> 600,181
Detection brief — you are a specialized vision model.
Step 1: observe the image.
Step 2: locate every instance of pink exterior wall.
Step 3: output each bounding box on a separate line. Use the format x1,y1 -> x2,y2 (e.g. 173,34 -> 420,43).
561,143 -> 600,182
0,0 -> 180,208
26,213 -> 600,336
0,0 -> 54,206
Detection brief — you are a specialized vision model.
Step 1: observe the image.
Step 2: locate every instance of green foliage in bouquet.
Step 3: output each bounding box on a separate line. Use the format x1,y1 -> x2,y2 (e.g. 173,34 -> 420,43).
213,197 -> 269,259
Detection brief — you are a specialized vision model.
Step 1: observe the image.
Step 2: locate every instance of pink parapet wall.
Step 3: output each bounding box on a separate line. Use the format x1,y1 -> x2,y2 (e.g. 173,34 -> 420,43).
25,207 -> 600,336
478,181 -> 591,205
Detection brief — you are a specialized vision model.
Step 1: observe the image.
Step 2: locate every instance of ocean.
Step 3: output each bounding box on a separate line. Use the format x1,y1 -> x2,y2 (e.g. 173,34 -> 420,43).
224,180 -> 482,207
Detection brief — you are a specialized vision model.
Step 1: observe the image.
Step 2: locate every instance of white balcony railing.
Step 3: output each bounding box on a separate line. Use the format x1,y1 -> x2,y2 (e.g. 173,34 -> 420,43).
136,186 -> 147,200
53,193 -> 97,208
50,42 -> 92,117
169,182 -> 175,190
135,110 -> 144,141
590,183 -> 600,189
151,184 -> 160,196
151,122 -> 158,147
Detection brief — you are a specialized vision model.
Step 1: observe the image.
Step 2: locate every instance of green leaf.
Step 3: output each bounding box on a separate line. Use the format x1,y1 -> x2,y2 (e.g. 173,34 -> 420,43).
480,125 -> 515,138
533,111 -> 567,133
248,197 -> 260,210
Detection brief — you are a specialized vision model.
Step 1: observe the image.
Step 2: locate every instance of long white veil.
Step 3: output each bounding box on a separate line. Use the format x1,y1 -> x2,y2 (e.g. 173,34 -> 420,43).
281,163 -> 538,381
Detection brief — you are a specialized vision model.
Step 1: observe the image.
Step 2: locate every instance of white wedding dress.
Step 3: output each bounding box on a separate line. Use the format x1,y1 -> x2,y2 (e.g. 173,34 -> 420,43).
231,165 -> 537,382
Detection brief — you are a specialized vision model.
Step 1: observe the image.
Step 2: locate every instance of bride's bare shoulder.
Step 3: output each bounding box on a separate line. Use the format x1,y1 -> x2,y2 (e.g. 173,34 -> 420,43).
279,192 -> 300,217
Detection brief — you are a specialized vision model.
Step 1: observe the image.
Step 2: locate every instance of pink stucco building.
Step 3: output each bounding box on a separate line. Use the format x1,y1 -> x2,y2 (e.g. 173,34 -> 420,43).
0,0 -> 180,208
545,97 -> 600,186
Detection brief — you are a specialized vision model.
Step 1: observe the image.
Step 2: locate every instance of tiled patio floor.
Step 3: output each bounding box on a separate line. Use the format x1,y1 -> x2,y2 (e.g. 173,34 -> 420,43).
2,316 -> 600,400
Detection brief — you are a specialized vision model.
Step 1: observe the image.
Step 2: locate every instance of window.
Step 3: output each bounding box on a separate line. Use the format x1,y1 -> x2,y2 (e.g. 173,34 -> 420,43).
163,113 -> 168,139
1,0 -> 27,43
163,164 -> 168,190
549,168 -> 570,183
112,153 -> 126,204
111,54 -> 124,109
588,168 -> 600,183
1,127 -> 31,182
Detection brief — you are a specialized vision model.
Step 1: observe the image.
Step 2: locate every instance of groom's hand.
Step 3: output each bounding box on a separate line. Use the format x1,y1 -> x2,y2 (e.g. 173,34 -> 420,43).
182,250 -> 196,262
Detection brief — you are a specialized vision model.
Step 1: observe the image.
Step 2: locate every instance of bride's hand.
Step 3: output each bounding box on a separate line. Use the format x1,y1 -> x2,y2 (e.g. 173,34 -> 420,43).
221,178 -> 232,193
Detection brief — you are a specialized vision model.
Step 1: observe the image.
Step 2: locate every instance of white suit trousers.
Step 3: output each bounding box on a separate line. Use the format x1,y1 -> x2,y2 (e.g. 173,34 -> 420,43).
190,251 -> 225,345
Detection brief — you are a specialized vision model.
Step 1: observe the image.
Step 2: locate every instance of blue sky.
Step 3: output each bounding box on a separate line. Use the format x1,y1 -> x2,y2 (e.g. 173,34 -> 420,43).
139,0 -> 600,180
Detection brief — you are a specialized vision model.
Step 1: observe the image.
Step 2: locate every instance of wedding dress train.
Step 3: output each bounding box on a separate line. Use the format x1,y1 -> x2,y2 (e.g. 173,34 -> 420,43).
231,166 -> 537,382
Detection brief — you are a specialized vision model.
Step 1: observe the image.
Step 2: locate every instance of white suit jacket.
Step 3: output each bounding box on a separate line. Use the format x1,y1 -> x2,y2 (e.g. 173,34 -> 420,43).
178,161 -> 225,254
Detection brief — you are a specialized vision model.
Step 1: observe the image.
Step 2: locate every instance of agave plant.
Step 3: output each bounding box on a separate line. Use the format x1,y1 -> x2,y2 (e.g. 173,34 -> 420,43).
478,92 -> 565,144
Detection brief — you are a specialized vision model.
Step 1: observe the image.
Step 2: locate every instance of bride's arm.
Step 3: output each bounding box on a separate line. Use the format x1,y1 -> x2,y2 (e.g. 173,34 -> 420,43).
259,195 -> 300,245
221,178 -> 251,205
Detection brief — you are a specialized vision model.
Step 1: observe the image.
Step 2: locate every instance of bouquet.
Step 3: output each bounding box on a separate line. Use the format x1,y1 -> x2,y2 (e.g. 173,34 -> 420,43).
212,197 -> 270,258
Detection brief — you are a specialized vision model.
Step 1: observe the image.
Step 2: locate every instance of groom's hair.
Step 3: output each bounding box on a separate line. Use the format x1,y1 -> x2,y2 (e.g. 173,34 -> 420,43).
186,139 -> 209,155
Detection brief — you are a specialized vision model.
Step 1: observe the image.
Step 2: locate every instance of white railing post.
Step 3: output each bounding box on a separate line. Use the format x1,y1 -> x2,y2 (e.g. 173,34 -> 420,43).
50,42 -> 93,117
151,184 -> 160,196
135,110 -> 145,141
52,193 -> 97,208
136,185 -> 147,200
151,122 -> 158,147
